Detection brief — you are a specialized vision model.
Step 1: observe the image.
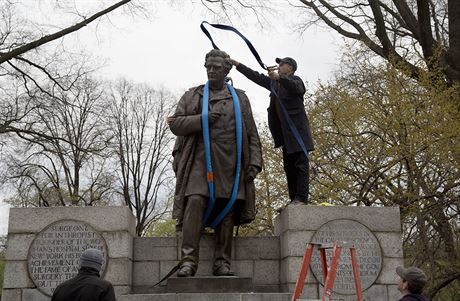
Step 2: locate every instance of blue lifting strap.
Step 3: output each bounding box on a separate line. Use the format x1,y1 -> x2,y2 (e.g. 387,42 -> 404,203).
270,81 -> 309,156
200,21 -> 268,70
201,81 -> 243,228
200,21 -> 309,157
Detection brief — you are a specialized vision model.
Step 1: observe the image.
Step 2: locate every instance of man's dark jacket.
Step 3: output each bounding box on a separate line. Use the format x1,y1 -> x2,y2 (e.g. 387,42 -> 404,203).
236,63 -> 314,153
399,293 -> 431,301
51,267 -> 115,301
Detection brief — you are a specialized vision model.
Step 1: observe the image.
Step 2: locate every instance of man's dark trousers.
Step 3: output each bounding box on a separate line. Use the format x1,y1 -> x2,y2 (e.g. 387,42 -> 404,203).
282,147 -> 309,203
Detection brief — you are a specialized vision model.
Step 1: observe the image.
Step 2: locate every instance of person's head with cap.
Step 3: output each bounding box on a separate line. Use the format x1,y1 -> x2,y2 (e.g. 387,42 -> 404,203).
276,57 -> 297,76
396,266 -> 427,294
80,248 -> 104,272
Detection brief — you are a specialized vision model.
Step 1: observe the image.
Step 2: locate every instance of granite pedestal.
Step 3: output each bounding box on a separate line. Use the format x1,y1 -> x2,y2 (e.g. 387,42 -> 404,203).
1,205 -> 404,301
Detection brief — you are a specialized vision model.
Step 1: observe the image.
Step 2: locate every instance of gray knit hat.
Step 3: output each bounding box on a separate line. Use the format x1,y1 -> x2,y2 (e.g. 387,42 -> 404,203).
80,248 -> 103,271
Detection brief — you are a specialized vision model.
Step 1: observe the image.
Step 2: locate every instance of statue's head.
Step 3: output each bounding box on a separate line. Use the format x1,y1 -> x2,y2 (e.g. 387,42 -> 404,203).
204,49 -> 232,86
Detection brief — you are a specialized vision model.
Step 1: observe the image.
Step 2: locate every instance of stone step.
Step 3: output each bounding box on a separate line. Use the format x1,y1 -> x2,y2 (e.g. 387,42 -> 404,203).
132,284 -> 283,294
119,292 -> 293,301
166,276 -> 253,293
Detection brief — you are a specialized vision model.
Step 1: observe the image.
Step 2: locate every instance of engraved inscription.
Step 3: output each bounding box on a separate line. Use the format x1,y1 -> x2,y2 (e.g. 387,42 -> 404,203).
310,219 -> 382,295
28,220 -> 107,296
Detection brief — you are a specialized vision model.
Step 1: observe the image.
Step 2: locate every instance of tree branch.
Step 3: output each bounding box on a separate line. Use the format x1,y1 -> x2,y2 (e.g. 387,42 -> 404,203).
392,0 -> 420,38
0,0 -> 131,64
369,0 -> 393,57
416,0 -> 436,60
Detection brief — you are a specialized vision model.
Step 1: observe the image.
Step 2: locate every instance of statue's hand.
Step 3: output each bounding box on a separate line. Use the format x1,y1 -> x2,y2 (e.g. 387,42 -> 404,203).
208,112 -> 222,125
246,165 -> 260,183
167,116 -> 176,126
228,58 -> 239,67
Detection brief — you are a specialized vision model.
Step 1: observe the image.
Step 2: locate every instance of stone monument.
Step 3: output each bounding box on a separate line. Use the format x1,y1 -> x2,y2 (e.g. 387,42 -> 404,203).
274,205 -> 403,300
2,206 -> 135,301
28,220 -> 108,296
2,205 -> 404,301
309,219 -> 382,294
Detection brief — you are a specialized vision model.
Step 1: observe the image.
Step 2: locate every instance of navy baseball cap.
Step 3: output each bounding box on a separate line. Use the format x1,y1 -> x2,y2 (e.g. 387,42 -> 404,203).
276,57 -> 297,71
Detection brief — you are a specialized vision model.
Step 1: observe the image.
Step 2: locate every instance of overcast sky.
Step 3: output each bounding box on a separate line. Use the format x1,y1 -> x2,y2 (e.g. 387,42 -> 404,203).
0,0 -> 343,235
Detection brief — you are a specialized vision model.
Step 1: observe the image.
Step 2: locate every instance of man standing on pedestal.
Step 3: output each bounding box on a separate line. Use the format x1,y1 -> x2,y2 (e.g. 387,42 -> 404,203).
229,57 -> 314,208
168,49 -> 262,277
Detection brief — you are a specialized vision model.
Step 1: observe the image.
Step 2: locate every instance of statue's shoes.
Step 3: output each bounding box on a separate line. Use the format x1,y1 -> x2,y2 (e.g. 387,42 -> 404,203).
177,265 -> 195,277
213,265 -> 235,276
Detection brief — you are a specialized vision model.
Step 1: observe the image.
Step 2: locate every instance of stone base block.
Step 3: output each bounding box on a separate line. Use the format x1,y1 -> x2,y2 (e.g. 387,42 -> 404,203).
22,289 -> 48,301
254,260 -> 279,284
134,237 -> 178,261
1,289 -> 22,301
8,206 -> 136,236
166,276 -> 253,293
133,261 -> 160,286
280,257 -> 318,284
118,293 -> 293,301
284,283 -> 318,299
3,261 -> 34,289
274,206 -> 401,234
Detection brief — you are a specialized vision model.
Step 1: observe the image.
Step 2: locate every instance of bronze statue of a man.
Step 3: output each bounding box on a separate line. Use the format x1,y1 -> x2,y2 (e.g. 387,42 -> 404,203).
168,49 -> 262,277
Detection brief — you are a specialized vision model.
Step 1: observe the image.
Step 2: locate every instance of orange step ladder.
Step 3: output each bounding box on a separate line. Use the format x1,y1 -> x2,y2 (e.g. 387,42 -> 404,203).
291,242 -> 363,301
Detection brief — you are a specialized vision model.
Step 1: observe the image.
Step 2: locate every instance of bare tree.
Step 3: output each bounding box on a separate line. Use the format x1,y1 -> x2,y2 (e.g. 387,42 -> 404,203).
4,76 -> 114,207
201,0 -> 460,88
109,79 -> 175,236
198,0 -> 275,22
294,0 -> 460,87
0,0 -> 143,207
0,0 -> 131,64
0,0 -> 133,141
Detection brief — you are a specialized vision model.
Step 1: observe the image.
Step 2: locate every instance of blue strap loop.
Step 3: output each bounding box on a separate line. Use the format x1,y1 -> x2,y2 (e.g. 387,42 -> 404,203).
200,21 -> 309,157
200,21 -> 268,70
201,81 -> 243,228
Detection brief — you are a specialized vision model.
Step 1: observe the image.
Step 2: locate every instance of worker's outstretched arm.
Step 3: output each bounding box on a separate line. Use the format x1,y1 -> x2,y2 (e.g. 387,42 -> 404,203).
229,58 -> 271,91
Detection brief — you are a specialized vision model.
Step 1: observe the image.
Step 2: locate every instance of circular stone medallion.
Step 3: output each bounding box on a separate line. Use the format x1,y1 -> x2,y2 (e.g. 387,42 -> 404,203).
310,219 -> 382,294
28,220 -> 107,296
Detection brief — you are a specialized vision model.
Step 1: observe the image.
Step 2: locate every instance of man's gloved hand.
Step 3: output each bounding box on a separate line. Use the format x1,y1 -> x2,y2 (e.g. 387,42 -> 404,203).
246,165 -> 260,183
208,112 -> 222,125
268,70 -> 280,81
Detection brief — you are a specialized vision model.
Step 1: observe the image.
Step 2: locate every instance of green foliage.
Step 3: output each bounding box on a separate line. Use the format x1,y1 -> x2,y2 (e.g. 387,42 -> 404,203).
144,219 -> 176,237
308,53 -> 460,300
238,124 -> 288,236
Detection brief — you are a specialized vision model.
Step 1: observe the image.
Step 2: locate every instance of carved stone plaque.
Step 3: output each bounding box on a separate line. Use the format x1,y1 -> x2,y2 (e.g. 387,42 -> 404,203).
310,219 -> 382,294
28,220 -> 107,296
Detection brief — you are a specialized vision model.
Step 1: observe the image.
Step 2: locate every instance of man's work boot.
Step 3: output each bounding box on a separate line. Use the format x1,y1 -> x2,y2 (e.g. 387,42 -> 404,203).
275,204 -> 286,213
291,199 -> 306,205
276,198 -> 307,213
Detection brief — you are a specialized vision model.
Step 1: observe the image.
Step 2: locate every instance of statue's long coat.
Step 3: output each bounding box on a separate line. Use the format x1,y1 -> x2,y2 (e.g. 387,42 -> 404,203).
170,85 -> 262,226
